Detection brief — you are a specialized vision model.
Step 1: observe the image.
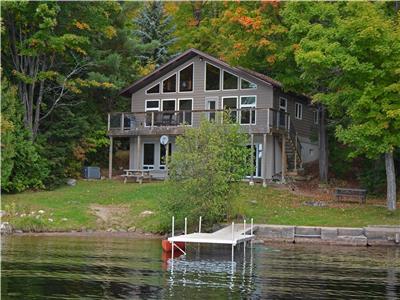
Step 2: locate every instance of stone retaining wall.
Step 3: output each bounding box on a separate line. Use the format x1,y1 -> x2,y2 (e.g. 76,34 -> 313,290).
256,225 -> 400,246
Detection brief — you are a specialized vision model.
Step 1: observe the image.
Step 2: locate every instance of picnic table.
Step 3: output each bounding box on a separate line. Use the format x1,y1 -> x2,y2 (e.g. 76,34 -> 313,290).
121,169 -> 152,184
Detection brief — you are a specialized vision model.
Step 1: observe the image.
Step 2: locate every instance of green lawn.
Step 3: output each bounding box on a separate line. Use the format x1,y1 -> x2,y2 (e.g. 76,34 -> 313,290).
2,180 -> 399,233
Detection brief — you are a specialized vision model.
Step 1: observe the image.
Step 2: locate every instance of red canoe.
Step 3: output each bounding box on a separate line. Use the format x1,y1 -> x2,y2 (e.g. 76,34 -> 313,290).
162,239 -> 185,252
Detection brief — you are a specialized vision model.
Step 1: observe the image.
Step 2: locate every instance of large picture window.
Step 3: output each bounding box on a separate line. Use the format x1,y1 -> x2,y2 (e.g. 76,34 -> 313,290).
178,98 -> 192,125
223,71 -> 238,90
240,96 -> 256,124
222,96 -> 238,122
145,100 -> 160,126
240,79 -> 257,90
163,74 -> 176,93
179,64 -> 193,92
143,143 -> 155,169
205,63 -> 220,91
146,83 -> 160,94
159,143 -> 172,169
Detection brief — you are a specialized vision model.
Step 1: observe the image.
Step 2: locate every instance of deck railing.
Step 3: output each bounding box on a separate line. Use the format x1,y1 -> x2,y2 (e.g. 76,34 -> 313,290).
108,108 -> 301,159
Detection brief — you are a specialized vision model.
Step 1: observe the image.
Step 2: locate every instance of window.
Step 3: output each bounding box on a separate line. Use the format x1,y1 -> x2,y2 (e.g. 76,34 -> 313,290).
240,96 -> 256,124
223,71 -> 238,90
143,143 -> 155,169
205,63 -> 220,90
241,78 -> 257,90
178,98 -> 192,125
146,83 -> 160,94
145,100 -> 160,111
279,97 -> 287,111
163,74 -> 176,93
295,102 -> 303,120
159,143 -> 172,169
222,96 -> 238,122
206,97 -> 217,122
179,64 -> 193,92
313,110 -> 319,124
162,99 -> 175,111
145,100 -> 160,126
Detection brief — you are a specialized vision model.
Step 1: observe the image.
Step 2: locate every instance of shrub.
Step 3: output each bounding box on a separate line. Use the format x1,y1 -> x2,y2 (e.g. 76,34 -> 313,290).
163,115 -> 252,230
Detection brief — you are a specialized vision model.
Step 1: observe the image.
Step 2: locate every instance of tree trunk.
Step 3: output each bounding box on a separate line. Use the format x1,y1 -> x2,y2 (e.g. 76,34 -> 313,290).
385,151 -> 397,211
318,104 -> 328,183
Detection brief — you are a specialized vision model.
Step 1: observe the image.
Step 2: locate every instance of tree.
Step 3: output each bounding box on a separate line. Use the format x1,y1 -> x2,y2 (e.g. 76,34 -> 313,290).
2,2 -> 120,140
283,2 -> 400,210
165,116 -> 252,228
132,1 -> 177,69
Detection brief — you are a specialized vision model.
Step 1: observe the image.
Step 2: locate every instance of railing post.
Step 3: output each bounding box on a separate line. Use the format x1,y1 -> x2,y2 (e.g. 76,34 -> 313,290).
287,115 -> 290,132
250,108 -> 253,125
107,114 -> 110,131
267,109 -> 270,133
121,113 -> 124,131
184,217 -> 187,235
199,216 -> 202,233
183,110 -> 186,125
151,112 -> 154,129
250,133 -> 254,186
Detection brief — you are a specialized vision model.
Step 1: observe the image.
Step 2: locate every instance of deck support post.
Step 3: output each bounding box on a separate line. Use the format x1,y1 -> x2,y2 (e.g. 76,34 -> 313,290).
262,133 -> 267,187
250,134 -> 254,186
281,135 -> 286,183
108,136 -> 113,179
137,135 -> 141,169
294,134 -> 298,172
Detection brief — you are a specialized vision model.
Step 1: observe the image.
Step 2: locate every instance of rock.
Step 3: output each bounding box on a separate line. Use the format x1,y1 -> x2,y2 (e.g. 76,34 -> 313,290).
14,230 -> 23,234
118,228 -> 127,232
139,210 -> 155,217
0,210 -> 6,217
128,226 -> 136,232
20,213 -> 26,217
107,228 -> 117,232
48,218 -> 53,222
67,178 -> 77,186
35,215 -> 41,219
61,218 -> 68,221
303,200 -> 327,207
321,227 -> 338,240
0,222 -> 13,235
249,200 -> 258,205
38,210 -> 45,214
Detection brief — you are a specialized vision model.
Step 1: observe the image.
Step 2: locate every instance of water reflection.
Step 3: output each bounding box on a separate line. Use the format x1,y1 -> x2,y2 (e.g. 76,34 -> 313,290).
1,236 -> 399,299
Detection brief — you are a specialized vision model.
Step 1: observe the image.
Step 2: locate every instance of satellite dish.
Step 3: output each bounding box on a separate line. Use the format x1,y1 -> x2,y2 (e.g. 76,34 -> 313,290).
160,135 -> 169,145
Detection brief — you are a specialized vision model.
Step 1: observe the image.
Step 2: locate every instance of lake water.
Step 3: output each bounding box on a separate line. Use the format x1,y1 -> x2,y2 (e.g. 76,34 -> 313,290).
1,235 -> 399,299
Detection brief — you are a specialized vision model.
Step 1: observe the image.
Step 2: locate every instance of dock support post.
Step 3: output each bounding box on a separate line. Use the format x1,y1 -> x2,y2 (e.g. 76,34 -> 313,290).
199,216 -> 202,233
184,217 -> 187,235
251,218 -> 254,248
108,136 -> 113,179
231,222 -> 235,261
250,134 -> 254,186
171,216 -> 175,262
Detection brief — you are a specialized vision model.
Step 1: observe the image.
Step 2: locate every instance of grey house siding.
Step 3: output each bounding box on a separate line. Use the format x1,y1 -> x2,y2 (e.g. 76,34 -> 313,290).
130,55 -> 274,128
114,50 -> 320,182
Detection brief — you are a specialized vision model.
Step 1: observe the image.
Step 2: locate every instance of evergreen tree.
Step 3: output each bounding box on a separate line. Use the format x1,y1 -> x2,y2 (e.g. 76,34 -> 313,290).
133,1 -> 177,68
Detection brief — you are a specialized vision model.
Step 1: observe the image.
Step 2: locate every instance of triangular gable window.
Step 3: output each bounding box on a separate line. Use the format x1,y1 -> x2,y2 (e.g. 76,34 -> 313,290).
146,83 -> 160,94
240,79 -> 257,90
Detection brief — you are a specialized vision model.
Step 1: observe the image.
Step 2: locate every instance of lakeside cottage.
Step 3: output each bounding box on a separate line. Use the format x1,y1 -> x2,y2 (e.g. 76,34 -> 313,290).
108,49 -> 320,184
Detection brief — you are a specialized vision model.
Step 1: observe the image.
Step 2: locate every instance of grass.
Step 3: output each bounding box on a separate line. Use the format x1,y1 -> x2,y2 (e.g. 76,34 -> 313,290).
2,180 -> 399,233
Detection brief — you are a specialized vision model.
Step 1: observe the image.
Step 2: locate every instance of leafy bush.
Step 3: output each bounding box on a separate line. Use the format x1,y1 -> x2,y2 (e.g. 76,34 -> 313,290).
162,115 -> 252,230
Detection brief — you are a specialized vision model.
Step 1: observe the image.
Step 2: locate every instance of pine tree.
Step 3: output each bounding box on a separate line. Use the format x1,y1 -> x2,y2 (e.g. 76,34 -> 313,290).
133,1 -> 177,67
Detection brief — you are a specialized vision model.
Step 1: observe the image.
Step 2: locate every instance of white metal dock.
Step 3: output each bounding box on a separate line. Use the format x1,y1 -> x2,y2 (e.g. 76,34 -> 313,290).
167,217 -> 256,261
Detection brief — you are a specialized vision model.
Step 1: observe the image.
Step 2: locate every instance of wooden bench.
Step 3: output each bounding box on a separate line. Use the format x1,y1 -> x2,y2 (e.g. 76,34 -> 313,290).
121,169 -> 152,184
335,188 -> 367,204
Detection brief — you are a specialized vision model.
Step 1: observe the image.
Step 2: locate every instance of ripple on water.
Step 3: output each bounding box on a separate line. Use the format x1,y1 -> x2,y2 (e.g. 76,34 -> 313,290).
1,236 -> 399,299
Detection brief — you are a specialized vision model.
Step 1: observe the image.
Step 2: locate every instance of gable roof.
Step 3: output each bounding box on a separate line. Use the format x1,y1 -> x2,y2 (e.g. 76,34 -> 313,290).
119,48 -> 285,97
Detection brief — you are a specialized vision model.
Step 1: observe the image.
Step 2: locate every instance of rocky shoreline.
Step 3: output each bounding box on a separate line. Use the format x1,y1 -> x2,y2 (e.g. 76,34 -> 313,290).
2,222 -> 400,247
